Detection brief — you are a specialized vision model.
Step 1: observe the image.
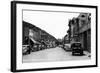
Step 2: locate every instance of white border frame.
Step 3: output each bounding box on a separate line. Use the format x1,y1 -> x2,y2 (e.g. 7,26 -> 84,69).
11,1 -> 97,71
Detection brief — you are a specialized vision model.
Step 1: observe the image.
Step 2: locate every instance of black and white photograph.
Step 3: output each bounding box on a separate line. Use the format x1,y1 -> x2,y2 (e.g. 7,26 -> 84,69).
11,1 -> 97,72
22,10 -> 91,63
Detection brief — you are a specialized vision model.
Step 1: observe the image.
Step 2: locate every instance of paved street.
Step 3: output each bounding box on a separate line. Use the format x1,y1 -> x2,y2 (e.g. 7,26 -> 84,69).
23,47 -> 90,63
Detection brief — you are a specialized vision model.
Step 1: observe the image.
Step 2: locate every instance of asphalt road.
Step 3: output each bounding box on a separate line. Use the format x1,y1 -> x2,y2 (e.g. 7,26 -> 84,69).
23,47 -> 90,63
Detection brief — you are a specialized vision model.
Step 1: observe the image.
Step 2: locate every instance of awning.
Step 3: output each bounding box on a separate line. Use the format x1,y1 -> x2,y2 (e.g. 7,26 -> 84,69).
30,37 -> 41,44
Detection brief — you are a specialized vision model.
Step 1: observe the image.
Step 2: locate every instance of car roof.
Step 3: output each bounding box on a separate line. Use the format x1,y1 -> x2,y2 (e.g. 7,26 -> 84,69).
71,42 -> 81,44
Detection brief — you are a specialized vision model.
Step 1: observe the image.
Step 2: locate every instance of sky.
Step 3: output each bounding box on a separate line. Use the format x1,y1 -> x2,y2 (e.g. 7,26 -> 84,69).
23,10 -> 80,39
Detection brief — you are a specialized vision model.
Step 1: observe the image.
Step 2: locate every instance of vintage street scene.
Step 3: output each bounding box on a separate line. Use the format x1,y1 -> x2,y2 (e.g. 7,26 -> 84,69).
22,11 -> 91,63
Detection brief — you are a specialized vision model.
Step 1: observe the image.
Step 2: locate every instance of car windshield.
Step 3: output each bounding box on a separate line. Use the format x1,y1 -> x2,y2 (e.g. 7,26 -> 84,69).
72,43 -> 81,47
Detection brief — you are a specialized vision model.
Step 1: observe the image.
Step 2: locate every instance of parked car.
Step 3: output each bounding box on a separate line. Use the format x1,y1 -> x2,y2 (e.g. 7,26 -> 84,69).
71,42 -> 84,56
39,44 -> 45,50
63,43 -> 71,51
58,44 -> 63,48
22,45 -> 30,55
32,44 -> 40,52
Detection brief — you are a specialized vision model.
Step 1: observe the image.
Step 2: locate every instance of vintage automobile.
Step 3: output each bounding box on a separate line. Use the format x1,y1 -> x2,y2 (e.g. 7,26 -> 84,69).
40,41 -> 47,50
71,42 -> 84,56
31,43 -> 40,52
58,44 -> 63,48
63,43 -> 71,51
22,45 -> 30,55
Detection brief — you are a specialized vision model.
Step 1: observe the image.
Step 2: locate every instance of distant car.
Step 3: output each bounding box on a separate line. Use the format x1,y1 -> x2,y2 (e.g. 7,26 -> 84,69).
58,44 -> 63,48
63,43 -> 71,51
71,42 -> 83,56
22,45 -> 30,55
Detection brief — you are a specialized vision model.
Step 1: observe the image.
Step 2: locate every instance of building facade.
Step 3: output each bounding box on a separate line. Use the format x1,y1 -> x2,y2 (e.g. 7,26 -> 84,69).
67,13 -> 91,52
78,13 -> 91,52
23,21 -> 57,52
